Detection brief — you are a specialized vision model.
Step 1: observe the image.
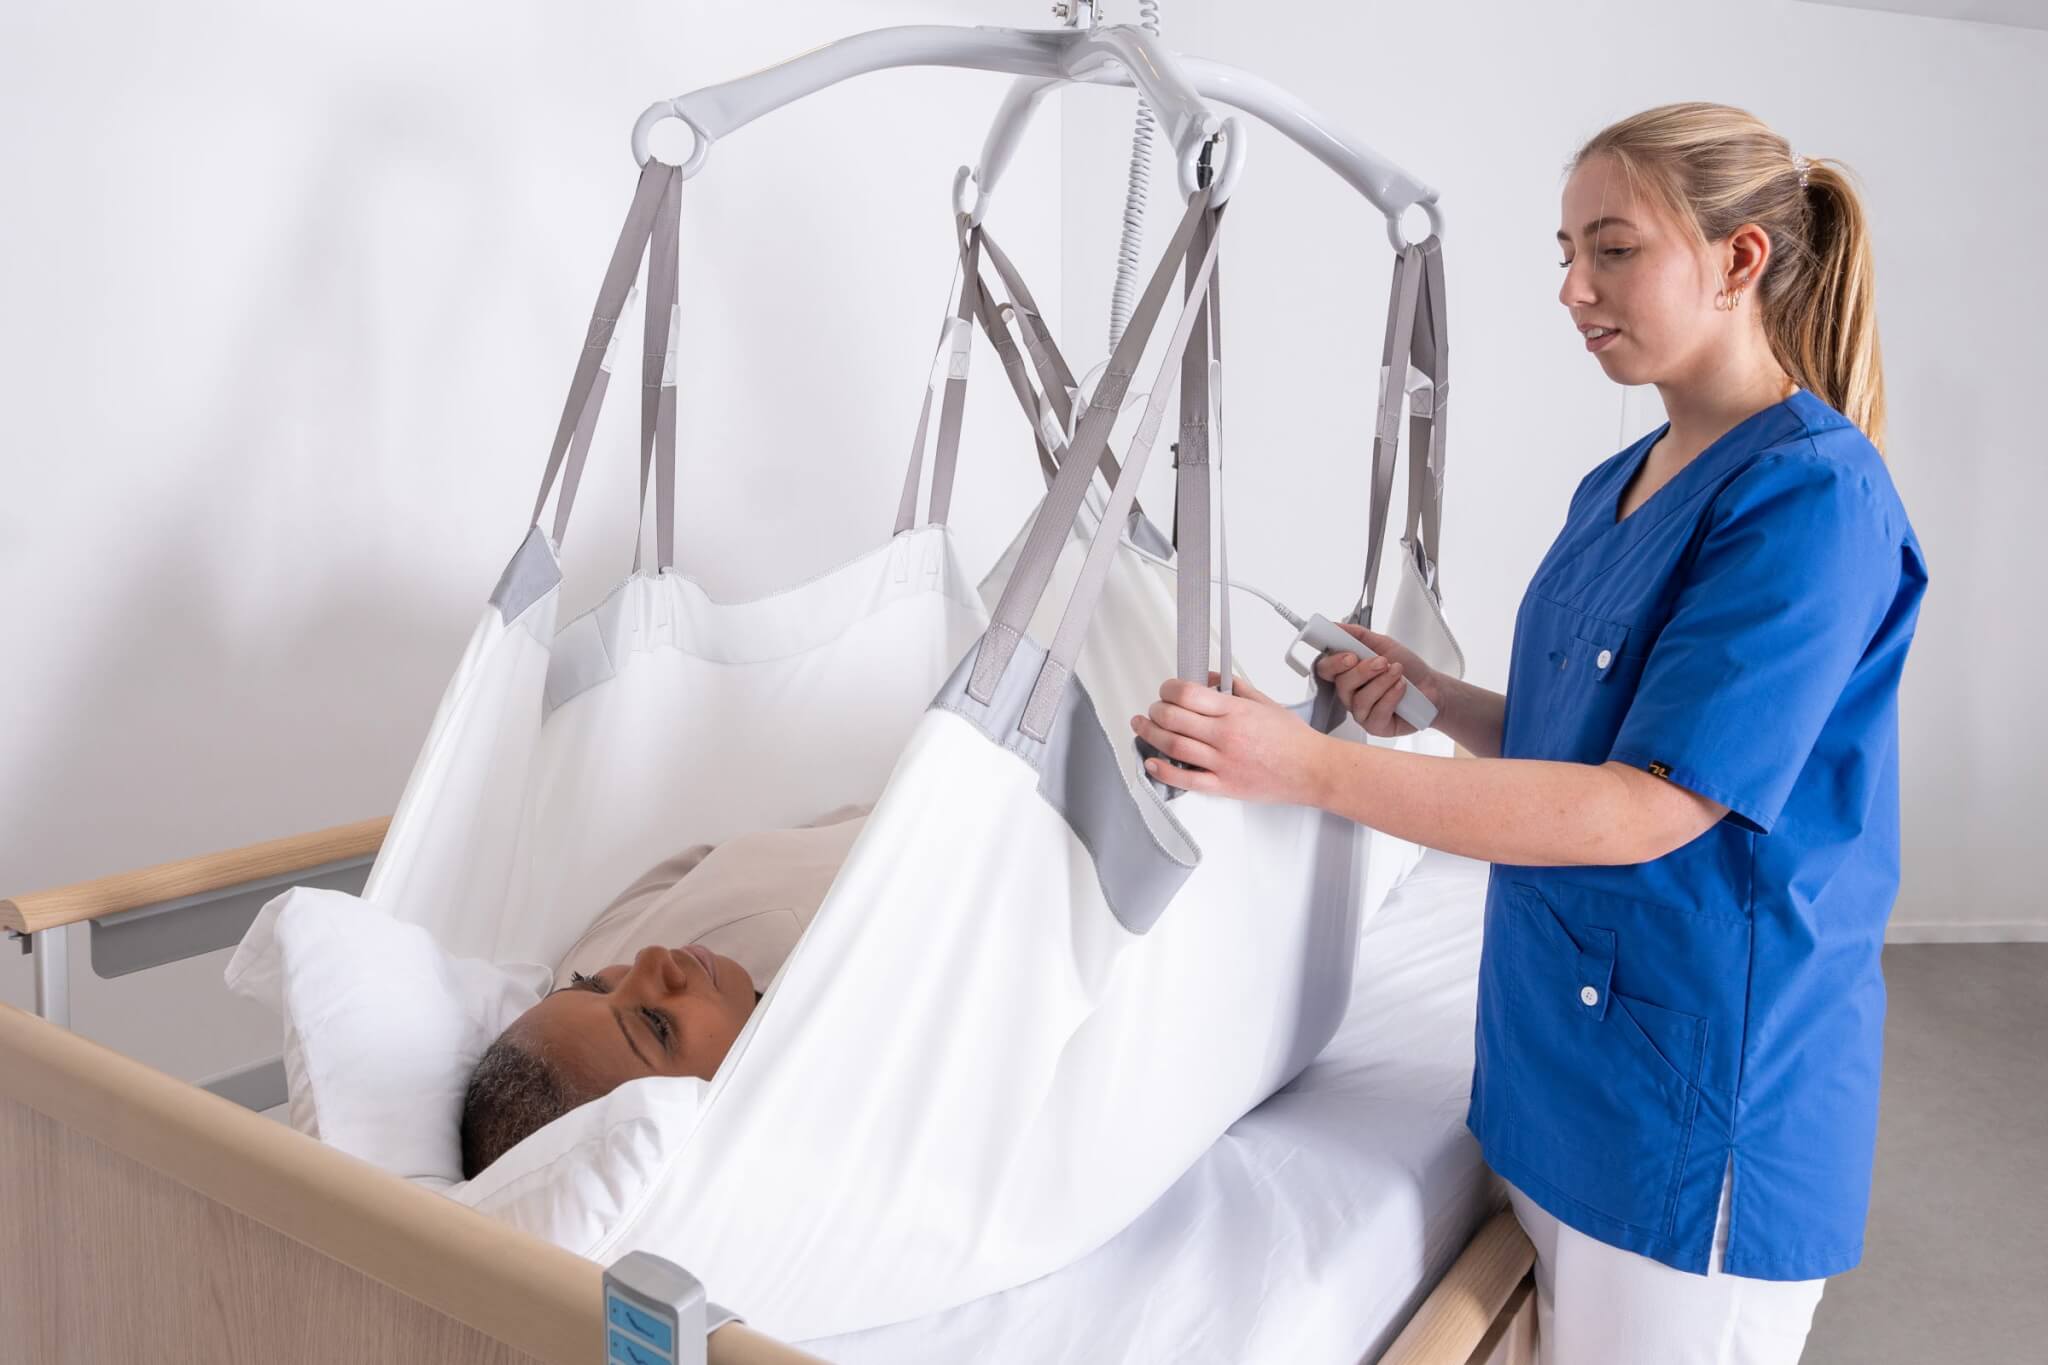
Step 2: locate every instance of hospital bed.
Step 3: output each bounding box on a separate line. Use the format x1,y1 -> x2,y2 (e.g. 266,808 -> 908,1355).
3,15 -> 1541,1362
3,823 -> 1534,1364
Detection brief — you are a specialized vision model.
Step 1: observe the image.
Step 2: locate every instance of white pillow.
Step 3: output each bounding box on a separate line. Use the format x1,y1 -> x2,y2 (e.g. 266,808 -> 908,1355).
224,886 -> 553,1187
447,1072 -> 708,1251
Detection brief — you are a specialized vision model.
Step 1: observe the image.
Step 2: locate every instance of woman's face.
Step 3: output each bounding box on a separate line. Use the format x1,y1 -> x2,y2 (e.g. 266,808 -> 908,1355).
1556,152 -> 1755,389
503,944 -> 759,1102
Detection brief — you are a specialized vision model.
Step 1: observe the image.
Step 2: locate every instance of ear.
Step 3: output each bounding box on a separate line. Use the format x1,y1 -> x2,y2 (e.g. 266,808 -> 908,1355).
1726,221 -> 1772,286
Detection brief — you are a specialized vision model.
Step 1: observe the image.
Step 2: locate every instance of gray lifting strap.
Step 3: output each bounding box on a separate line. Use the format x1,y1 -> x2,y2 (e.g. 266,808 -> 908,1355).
1174,202 -> 1227,689
956,222 -> 1061,492
894,222 -> 984,535
959,179 -> 1223,736
529,160 -> 681,563
969,181 -> 1216,712
974,226 -> 1148,519
635,165 -> 684,573
1019,199 -> 1228,741
898,217 -> 1160,536
1356,235 -> 1448,629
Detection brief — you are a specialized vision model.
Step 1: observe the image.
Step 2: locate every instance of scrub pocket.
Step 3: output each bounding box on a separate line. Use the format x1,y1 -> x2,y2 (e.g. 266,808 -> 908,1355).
1529,599 -> 1653,763
1499,881 -> 1707,1239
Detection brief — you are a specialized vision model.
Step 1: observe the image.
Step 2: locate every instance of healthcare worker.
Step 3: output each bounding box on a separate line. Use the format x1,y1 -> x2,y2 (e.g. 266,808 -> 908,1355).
1131,102 -> 1927,1364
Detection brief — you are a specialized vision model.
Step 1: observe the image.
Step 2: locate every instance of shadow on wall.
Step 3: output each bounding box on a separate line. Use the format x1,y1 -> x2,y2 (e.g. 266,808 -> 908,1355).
0,85 -> 541,1077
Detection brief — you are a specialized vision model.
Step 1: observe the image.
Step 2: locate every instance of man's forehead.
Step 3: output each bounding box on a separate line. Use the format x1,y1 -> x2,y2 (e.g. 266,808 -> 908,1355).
518,991 -> 641,1085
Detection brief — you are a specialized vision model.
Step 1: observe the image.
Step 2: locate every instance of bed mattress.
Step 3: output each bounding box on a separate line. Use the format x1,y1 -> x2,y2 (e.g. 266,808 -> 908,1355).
801,847 -> 1499,1364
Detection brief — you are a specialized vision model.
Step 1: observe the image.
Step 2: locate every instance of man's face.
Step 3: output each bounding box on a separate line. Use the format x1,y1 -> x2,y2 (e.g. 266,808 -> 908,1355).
503,944 -> 759,1103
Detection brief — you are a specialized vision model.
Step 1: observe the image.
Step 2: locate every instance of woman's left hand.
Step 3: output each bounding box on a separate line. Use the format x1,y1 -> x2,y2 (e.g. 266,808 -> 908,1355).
1129,672 -> 1322,805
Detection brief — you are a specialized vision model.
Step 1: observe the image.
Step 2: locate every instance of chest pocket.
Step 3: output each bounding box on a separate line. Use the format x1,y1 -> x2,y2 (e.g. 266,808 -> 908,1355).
1516,598 -> 1654,763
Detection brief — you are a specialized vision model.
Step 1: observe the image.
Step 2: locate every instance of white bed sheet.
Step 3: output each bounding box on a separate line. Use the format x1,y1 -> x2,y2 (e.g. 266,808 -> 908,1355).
801,848 -> 1499,1364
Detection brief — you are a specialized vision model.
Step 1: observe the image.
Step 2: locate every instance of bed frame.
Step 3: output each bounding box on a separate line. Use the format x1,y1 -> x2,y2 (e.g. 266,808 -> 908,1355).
1,818 -> 1534,1364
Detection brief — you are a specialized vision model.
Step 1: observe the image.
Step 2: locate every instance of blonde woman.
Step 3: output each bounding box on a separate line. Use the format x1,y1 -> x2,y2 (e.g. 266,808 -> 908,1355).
1133,103 -> 1927,1363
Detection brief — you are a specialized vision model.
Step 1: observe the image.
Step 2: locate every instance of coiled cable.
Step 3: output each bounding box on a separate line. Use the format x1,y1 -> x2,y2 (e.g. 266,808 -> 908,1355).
1106,0 -> 1163,353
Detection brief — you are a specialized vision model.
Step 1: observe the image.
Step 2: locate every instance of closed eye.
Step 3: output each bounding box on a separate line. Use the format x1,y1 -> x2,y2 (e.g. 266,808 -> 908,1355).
551,970 -> 612,996
641,1006 -> 674,1050
557,971 -> 673,1059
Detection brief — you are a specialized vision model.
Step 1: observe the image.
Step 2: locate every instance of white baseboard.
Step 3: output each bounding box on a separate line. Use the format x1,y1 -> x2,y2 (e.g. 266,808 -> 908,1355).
1885,921 -> 2048,944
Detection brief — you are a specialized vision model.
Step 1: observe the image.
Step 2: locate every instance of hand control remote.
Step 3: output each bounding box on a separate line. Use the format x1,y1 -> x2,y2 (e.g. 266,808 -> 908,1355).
1284,613 -> 1439,732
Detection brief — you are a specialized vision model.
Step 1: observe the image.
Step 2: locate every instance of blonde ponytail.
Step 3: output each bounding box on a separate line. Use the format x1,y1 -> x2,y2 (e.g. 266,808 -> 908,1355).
1572,104 -> 1888,453
1779,158 -> 1886,451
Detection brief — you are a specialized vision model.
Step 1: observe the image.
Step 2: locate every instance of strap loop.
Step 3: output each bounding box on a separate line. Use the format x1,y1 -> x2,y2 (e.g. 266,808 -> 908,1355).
529,161 -> 678,555
1020,200 -> 1228,739
894,222 -> 983,533
977,226 -> 1158,528
969,181 -> 1218,709
1355,234 -> 1449,628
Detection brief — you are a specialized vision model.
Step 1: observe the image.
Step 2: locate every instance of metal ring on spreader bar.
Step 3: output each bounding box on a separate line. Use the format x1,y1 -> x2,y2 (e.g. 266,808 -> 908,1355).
631,100 -> 715,177
1387,195 -> 1445,252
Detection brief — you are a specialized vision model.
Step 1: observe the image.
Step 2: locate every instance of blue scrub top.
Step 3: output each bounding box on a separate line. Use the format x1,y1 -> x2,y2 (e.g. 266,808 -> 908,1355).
1466,388 -> 1928,1281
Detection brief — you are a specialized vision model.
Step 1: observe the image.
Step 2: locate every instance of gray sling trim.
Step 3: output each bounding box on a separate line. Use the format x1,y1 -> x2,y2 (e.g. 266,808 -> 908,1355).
931,633 -> 1197,936
1020,202 -> 1227,741
529,161 -> 676,549
969,182 -> 1216,711
490,523 -> 566,624
1356,234 -> 1448,627
635,167 -> 684,573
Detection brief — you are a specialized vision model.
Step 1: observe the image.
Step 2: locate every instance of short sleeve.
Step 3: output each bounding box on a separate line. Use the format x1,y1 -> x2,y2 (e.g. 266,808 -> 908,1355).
1609,453 -> 1900,835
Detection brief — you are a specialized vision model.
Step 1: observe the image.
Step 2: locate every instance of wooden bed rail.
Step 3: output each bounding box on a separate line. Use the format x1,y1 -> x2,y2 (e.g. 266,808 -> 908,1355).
2,791 -> 1519,1363
0,815 -> 391,935
1378,1206 -> 1537,1365
0,1000 -> 825,1364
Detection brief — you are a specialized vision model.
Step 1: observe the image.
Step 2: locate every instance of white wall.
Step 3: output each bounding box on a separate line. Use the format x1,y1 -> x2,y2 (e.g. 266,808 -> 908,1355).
1057,0 -> 2046,940
4,0 -> 2041,1088
0,0 -> 1066,1078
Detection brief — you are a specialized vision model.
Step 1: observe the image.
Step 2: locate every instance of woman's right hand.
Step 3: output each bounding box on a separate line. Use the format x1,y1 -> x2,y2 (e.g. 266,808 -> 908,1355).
1312,623 -> 1447,738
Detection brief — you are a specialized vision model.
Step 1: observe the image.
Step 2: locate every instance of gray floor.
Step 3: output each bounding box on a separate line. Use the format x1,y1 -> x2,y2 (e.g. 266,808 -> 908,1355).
1804,943 -> 2047,1364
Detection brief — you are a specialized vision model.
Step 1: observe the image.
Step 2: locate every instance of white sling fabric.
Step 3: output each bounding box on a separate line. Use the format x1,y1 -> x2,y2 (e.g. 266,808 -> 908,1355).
269,164 -> 1445,1339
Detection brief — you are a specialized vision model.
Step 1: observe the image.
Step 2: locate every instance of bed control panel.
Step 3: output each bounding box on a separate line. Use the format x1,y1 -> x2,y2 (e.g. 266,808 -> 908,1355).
604,1251 -> 740,1365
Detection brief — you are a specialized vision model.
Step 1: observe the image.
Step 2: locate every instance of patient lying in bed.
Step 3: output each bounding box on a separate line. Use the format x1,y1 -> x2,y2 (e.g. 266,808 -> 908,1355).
458,803 -> 870,1179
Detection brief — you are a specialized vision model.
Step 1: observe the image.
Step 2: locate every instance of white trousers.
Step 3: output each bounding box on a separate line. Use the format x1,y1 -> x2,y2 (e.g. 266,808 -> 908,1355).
1506,1172 -> 1826,1365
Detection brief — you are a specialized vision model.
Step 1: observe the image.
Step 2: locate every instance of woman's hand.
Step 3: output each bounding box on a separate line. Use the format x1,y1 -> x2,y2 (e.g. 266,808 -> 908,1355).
1129,672 -> 1322,805
1312,624 -> 1447,738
